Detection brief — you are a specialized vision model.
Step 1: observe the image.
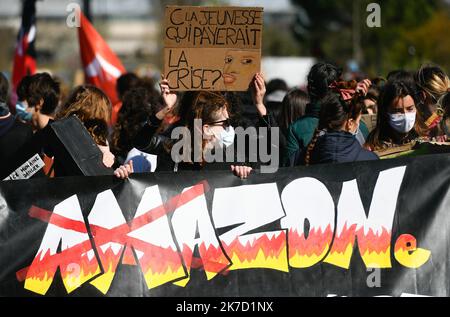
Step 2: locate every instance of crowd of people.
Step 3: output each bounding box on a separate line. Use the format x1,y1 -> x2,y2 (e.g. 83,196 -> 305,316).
1,61 -> 449,180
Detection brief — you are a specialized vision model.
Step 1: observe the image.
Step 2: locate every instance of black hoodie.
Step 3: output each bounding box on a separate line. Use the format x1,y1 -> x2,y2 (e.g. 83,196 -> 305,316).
0,111 -> 33,177
310,130 -> 378,165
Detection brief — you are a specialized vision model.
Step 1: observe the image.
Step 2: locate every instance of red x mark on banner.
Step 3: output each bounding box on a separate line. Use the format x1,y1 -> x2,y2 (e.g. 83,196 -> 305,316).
16,181 -> 213,282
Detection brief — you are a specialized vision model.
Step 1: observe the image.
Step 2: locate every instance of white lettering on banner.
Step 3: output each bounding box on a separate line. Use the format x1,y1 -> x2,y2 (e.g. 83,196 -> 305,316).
21,165 -> 432,295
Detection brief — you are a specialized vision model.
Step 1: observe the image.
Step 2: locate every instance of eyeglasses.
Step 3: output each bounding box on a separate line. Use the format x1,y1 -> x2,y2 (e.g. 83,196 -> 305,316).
206,118 -> 231,128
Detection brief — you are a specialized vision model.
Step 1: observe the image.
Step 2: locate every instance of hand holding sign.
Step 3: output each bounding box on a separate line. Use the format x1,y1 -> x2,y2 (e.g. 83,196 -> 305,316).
156,77 -> 178,120
251,73 -> 267,117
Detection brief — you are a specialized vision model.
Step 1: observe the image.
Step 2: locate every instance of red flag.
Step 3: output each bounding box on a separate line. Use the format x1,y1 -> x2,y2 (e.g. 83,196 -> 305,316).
78,12 -> 125,109
12,0 -> 37,98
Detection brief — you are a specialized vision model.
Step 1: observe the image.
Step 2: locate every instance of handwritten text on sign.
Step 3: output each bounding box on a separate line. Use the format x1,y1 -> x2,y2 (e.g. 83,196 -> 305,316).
164,6 -> 263,91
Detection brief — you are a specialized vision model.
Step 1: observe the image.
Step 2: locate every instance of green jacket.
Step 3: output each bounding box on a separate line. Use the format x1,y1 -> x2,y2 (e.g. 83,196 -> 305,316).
285,102 -> 321,166
284,102 -> 370,166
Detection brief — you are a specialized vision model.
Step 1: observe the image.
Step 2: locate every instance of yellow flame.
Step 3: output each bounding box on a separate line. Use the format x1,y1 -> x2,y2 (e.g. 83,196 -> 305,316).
144,266 -> 186,289
228,248 -> 289,272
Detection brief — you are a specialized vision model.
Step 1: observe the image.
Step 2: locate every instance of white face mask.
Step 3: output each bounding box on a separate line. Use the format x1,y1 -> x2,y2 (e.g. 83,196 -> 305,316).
216,126 -> 235,147
388,112 -> 416,133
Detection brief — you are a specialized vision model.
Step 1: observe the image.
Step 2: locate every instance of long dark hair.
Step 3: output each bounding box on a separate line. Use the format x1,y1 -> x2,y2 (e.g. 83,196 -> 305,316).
366,81 -> 418,151
279,89 -> 309,133
305,92 -> 362,166
307,62 -> 342,103
111,87 -> 153,157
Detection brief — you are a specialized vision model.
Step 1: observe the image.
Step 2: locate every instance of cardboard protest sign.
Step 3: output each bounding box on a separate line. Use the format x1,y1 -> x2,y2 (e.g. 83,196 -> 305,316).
361,114 -> 377,132
163,6 -> 263,91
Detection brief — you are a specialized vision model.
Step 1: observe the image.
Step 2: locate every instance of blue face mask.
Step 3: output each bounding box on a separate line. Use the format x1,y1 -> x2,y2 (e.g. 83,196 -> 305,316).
388,112 -> 416,133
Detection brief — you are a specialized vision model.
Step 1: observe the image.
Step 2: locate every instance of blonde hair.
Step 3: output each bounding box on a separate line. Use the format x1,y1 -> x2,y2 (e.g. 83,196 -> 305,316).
57,85 -> 111,145
416,65 -> 450,101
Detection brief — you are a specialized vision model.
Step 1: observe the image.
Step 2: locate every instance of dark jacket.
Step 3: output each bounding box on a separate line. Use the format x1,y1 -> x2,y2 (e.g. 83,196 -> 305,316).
257,111 -> 288,168
133,115 -> 260,172
2,117 -> 113,179
310,130 -> 378,165
285,101 -> 371,167
0,114 -> 34,178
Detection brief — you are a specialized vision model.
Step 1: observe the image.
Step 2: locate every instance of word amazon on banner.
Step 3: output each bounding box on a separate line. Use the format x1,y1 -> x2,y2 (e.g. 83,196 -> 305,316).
0,154 -> 448,297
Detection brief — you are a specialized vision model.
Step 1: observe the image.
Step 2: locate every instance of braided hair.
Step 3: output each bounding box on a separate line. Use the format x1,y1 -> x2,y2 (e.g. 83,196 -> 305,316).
304,92 -> 363,166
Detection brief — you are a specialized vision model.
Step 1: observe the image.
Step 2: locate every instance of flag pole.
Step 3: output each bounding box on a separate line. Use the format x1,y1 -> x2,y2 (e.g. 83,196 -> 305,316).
83,0 -> 92,22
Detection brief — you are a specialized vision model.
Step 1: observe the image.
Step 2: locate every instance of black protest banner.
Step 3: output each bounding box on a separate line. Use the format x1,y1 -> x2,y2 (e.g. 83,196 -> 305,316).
0,153 -> 449,297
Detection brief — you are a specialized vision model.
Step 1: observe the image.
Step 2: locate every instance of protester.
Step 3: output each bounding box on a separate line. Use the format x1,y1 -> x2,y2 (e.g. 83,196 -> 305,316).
387,70 -> 416,87
365,81 -> 419,155
362,78 -> 385,115
111,87 -> 155,171
132,75 -> 270,178
441,92 -> 450,140
2,73 -> 61,178
0,72 -> 33,177
138,76 -> 161,109
285,63 -> 342,166
25,72 -> 60,131
414,64 -> 450,141
258,87 -> 309,167
279,89 -> 309,132
56,85 -> 116,169
304,92 -> 378,165
4,83 -> 133,179
15,75 -> 33,123
285,62 -> 371,166
56,85 -> 133,178
111,72 -> 141,126
3,59 -> 449,181
264,78 -> 289,119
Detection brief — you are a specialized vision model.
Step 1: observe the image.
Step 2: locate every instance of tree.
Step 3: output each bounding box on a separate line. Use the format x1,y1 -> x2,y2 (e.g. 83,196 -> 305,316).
392,11 -> 450,72
290,0 -> 446,76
